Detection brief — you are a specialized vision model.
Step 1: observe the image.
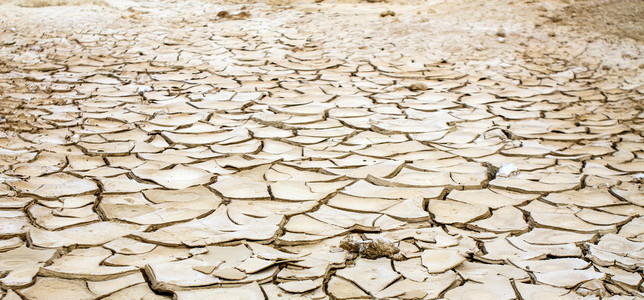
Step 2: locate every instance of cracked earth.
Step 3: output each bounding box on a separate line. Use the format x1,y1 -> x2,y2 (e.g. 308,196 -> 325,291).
0,0 -> 643,299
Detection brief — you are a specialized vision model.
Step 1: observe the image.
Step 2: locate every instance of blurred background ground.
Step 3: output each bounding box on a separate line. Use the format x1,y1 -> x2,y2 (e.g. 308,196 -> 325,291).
554,0 -> 643,42
8,0 -> 644,44
8,0 -> 644,42
2,0 -> 643,84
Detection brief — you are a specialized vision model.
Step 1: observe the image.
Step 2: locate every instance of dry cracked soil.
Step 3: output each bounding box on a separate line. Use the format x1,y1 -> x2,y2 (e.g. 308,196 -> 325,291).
0,0 -> 643,299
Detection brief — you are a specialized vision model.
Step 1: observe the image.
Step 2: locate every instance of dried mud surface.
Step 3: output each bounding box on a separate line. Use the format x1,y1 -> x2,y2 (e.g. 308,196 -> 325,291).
0,0 -> 643,299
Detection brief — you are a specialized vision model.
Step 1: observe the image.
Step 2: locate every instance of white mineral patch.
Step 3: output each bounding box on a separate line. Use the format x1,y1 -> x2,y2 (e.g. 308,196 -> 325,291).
497,163 -> 519,178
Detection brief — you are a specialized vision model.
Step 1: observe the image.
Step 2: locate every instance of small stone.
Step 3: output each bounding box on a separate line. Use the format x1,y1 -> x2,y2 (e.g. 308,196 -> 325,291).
496,26 -> 506,37
380,10 -> 395,17
216,10 -> 250,20
408,83 -> 428,91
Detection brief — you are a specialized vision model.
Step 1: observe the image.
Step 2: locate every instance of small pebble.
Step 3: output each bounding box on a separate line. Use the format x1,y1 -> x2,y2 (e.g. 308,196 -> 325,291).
380,10 -> 395,17
496,26 -> 506,37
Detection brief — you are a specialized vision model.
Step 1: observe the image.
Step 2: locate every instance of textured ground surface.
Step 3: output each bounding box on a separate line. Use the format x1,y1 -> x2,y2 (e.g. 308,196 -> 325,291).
0,0 -> 643,299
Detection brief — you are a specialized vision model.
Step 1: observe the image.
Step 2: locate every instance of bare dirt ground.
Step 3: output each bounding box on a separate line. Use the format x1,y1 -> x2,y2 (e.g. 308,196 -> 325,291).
0,0 -> 643,299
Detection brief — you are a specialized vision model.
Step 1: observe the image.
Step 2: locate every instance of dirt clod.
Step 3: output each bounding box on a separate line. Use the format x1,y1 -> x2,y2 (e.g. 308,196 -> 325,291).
380,10 -> 395,17
407,83 -> 428,91
216,10 -> 250,20
340,236 -> 401,260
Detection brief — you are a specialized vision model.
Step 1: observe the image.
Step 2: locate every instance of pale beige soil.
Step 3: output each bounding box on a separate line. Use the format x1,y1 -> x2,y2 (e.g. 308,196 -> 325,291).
0,0 -> 643,299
